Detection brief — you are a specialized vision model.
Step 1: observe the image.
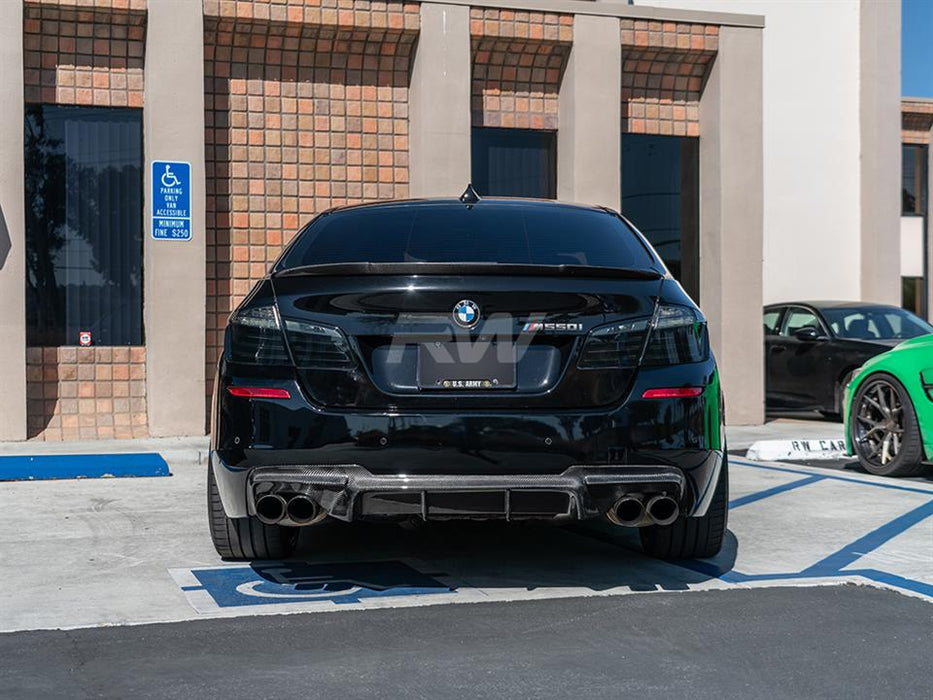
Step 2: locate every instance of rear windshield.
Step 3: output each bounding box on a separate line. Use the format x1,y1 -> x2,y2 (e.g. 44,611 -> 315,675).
277,203 -> 657,271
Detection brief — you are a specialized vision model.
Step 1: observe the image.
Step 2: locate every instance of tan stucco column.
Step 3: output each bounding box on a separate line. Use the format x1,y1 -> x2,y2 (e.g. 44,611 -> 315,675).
699,26 -> 764,425
0,2 -> 27,440
860,0 -> 902,305
143,0 -> 207,436
409,3 -> 472,197
557,14 -> 621,210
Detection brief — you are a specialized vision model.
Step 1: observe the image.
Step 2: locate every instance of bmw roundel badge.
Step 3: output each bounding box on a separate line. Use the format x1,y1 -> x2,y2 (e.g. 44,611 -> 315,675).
453,299 -> 480,329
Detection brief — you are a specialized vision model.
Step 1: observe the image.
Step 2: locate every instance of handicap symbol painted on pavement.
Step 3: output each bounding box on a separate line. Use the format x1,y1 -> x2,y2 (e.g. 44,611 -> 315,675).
171,560 -> 454,611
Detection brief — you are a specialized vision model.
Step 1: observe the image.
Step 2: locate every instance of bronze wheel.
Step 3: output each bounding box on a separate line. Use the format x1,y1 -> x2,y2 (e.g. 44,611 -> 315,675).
851,374 -> 925,477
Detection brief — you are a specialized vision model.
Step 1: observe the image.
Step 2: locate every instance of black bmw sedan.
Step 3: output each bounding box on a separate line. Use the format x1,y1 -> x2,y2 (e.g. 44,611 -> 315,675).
764,301 -> 933,417
208,193 -> 727,562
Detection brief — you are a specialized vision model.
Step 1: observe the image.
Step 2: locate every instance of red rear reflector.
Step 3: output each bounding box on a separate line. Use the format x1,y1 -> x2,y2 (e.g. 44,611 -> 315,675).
227,387 -> 291,399
641,387 -> 703,399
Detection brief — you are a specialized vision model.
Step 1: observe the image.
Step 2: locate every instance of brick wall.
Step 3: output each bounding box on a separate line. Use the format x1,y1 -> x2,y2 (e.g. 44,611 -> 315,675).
26,347 -> 147,441
23,0 -> 148,441
620,19 -> 717,137
902,100 -> 933,145
23,0 -> 146,107
203,0 -> 419,413
470,8 -> 572,130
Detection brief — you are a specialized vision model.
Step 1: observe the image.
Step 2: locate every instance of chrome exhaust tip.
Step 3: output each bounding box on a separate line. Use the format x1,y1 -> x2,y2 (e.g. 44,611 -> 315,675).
645,495 -> 679,526
607,496 -> 645,527
285,495 -> 320,525
255,494 -> 287,525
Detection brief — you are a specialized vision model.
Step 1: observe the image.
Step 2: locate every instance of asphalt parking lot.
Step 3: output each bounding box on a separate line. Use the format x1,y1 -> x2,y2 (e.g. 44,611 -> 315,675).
1,432 -> 931,698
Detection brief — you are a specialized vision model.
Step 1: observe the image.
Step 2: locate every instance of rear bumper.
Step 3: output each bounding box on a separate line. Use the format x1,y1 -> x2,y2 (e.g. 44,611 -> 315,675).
211,449 -> 723,522
211,360 -> 725,522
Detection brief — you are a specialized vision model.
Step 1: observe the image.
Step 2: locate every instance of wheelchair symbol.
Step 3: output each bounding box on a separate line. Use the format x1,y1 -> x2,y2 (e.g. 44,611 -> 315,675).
160,164 -> 181,188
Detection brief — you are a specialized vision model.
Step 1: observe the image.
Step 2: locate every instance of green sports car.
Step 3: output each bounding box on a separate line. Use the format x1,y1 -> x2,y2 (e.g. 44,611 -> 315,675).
844,334 -> 933,477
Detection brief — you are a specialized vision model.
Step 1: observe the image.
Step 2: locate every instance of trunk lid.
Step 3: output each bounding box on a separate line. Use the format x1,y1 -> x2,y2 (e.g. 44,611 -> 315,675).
272,271 -> 663,410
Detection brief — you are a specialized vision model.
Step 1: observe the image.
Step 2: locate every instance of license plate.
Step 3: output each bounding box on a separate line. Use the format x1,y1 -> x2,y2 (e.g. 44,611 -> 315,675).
418,342 -> 516,390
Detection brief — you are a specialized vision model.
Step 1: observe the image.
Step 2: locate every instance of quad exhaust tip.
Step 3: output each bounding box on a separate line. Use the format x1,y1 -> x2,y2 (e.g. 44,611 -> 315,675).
645,495 -> 679,526
608,494 -> 680,527
608,496 -> 646,527
286,495 -> 320,525
255,494 -> 288,525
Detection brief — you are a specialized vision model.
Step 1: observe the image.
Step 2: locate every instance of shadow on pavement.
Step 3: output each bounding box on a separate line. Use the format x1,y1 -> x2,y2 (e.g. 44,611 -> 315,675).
268,519 -> 739,595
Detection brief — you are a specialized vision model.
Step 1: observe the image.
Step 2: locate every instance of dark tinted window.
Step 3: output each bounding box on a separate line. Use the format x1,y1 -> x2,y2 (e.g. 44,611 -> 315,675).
902,277 -> 924,317
278,203 -> 656,270
622,134 -> 699,299
24,105 -> 143,346
471,128 -> 557,198
780,309 -> 823,337
763,310 -> 781,335
902,144 -> 927,216
822,307 -> 933,340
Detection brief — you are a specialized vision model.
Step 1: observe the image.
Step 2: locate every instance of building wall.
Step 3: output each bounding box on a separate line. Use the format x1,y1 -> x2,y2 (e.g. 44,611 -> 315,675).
22,0 -> 149,440
0,0 -> 767,437
26,346 -> 147,441
901,98 -> 933,318
619,18 -> 717,137
203,0 -> 419,410
470,8 -> 572,130
636,0 -> 889,306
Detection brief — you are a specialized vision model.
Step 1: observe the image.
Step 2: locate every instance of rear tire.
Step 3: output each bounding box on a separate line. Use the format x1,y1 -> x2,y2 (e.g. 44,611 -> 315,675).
640,453 -> 729,560
207,464 -> 298,560
850,373 -> 926,478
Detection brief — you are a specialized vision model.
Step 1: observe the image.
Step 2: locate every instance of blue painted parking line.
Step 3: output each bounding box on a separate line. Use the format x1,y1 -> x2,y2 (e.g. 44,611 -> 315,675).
729,475 -> 825,509
172,560 -> 454,612
731,457 -> 933,496
678,459 -> 933,600
799,499 -> 933,576
0,453 -> 170,482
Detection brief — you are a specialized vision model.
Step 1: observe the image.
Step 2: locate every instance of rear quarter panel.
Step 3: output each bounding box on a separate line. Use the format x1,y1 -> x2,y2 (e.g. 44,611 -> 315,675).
844,342 -> 933,460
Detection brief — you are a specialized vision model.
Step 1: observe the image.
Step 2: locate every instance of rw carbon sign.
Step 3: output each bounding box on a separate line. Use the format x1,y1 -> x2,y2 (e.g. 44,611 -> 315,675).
151,161 -> 191,241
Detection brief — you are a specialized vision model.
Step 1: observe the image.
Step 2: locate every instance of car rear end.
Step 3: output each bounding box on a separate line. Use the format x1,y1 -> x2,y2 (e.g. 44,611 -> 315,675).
209,198 -> 727,560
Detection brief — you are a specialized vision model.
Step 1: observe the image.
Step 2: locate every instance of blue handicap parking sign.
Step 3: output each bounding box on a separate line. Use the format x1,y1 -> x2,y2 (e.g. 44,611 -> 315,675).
179,560 -> 452,608
151,160 -> 191,241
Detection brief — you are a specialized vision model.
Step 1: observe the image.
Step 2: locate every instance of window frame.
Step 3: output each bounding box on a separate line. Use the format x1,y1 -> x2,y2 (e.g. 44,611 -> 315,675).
779,305 -> 831,339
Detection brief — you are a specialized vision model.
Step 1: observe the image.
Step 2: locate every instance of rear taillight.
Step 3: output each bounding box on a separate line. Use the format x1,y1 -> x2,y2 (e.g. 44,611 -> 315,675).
282,319 -> 356,369
577,318 -> 651,369
577,303 -> 708,370
640,304 -> 708,366
227,306 -> 356,369
227,306 -> 290,365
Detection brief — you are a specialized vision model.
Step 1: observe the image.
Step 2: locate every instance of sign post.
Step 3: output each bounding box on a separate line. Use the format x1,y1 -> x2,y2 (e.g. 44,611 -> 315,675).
151,160 -> 191,241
